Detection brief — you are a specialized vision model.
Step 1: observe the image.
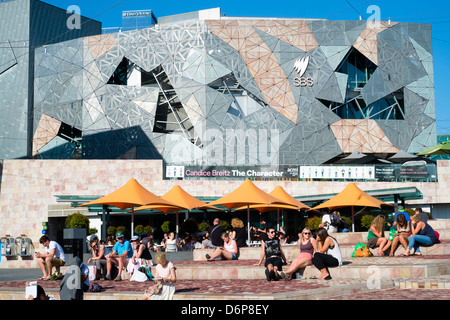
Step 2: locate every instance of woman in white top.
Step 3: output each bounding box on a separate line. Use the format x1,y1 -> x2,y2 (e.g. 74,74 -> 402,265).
163,232 -> 179,252
389,213 -> 412,256
206,231 -> 238,261
311,227 -> 342,280
140,252 -> 176,300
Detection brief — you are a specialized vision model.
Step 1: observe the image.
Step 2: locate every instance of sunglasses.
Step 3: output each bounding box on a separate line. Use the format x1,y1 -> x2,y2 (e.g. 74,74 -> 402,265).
268,231 -> 276,234
303,232 -> 311,235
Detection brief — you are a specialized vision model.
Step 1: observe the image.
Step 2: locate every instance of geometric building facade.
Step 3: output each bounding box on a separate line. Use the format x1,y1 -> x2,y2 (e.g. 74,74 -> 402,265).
0,0 -> 101,159
30,7 -> 436,165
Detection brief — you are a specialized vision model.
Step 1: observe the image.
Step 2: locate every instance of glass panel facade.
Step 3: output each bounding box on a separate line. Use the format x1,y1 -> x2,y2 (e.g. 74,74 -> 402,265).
337,48 -> 377,89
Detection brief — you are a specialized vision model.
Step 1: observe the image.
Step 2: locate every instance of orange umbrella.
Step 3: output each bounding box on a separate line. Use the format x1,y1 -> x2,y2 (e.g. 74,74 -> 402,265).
206,180 -> 291,243
135,185 -> 223,235
79,178 -> 177,236
235,186 -> 311,229
312,183 -> 393,232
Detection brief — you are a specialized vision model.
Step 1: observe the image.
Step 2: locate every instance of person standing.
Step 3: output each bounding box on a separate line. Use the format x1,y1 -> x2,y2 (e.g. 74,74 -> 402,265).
35,235 -> 66,281
254,226 -> 287,281
230,218 -> 247,248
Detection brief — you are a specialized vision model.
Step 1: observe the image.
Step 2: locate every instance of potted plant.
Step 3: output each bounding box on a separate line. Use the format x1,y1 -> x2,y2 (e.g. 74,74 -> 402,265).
107,226 -> 117,236
64,212 -> 89,257
64,212 -> 89,239
305,216 -> 322,231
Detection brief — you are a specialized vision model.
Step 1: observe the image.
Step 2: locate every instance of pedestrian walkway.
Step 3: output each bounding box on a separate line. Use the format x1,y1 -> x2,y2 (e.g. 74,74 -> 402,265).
2,257 -> 450,300
1,220 -> 449,300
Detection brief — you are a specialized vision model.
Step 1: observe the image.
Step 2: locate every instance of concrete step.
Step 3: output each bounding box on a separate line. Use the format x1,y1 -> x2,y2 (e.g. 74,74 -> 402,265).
193,240 -> 450,261
157,256 -> 450,281
329,228 -> 449,245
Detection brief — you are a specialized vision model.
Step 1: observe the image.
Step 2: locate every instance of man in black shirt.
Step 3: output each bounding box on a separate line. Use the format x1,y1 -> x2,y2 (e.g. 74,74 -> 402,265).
254,226 -> 287,281
201,218 -> 225,249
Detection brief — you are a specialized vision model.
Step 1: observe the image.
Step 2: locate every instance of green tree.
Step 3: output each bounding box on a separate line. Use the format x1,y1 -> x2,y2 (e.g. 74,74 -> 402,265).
361,215 -> 375,229
65,212 -> 89,229
305,216 -> 322,231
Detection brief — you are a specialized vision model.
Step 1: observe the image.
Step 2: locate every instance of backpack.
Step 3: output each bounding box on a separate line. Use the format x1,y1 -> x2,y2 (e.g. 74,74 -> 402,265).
435,231 -> 441,243
329,213 -> 341,227
89,282 -> 103,292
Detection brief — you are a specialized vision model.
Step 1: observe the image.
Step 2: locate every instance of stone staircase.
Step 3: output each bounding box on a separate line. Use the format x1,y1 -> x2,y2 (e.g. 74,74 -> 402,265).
59,219 -> 450,282
183,219 -> 450,281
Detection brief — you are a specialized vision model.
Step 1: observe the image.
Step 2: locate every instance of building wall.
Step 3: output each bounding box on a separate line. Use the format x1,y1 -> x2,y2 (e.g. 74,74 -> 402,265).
1,158 -> 449,268
0,0 -> 101,159
0,0 -> 32,159
31,15 -> 436,165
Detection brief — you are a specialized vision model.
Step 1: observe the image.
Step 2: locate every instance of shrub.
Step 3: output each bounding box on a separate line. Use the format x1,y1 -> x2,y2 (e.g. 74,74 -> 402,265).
143,226 -> 153,234
361,215 -> 375,229
161,221 -> 174,233
107,226 -> 116,236
116,226 -> 126,234
88,228 -> 98,235
342,216 -> 352,226
65,212 -> 89,229
305,216 -> 322,231
219,220 -> 230,230
198,222 -> 210,232
404,208 -> 415,217
181,218 -> 198,234
135,225 -> 145,235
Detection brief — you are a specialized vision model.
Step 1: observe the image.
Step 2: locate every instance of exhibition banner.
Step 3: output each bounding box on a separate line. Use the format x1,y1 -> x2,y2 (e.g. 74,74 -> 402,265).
299,166 -> 375,180
165,165 -> 299,179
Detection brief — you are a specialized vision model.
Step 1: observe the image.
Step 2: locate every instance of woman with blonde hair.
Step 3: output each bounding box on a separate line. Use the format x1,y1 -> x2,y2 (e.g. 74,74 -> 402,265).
280,227 -> 317,280
367,215 -> 391,256
230,218 -> 247,248
140,252 -> 176,300
403,214 -> 438,256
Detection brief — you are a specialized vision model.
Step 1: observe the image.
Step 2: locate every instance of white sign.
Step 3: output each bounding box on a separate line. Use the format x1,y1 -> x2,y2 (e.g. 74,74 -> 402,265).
300,166 -> 375,180
165,166 -> 185,178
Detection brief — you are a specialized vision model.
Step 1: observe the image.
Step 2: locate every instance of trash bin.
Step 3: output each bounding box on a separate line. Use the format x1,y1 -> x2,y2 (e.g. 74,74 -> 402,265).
15,235 -> 32,256
1,235 -> 17,257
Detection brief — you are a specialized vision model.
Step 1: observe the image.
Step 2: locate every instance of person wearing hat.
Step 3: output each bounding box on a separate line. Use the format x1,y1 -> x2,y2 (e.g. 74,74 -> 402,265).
128,235 -> 153,276
105,231 -> 133,281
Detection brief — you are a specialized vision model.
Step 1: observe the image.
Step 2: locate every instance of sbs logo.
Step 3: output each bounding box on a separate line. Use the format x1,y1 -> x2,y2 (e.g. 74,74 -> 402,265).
293,56 -> 314,87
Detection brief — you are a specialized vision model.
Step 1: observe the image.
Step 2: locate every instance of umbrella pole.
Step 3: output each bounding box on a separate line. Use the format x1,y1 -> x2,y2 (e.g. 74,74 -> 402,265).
131,207 -> 135,237
247,204 -> 250,245
277,208 -> 280,231
176,211 -> 179,237
351,206 -> 355,233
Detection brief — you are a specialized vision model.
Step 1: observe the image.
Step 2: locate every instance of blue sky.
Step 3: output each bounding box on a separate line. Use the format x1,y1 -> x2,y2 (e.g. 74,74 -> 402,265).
45,0 -> 450,134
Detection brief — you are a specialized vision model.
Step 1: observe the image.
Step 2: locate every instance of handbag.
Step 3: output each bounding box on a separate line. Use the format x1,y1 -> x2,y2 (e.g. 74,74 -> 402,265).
130,269 -> 149,282
354,246 -> 373,257
88,265 -> 97,281
388,227 -> 398,241
352,242 -> 373,257
144,281 -> 162,298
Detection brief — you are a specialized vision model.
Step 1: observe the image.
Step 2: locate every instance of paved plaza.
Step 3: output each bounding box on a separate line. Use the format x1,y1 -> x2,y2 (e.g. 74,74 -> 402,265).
1,256 -> 450,301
